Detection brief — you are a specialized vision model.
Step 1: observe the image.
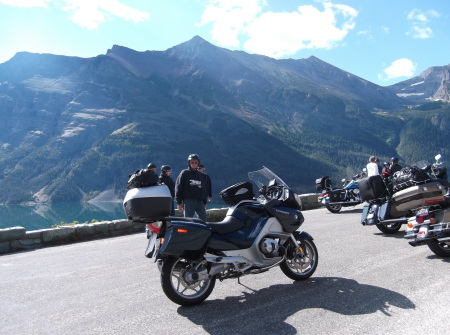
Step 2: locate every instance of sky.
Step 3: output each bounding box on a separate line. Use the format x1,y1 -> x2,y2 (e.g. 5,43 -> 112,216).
0,0 -> 448,86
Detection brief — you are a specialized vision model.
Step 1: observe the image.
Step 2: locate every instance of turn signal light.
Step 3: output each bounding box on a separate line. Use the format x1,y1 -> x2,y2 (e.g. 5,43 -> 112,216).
407,222 -> 413,228
177,228 -> 188,233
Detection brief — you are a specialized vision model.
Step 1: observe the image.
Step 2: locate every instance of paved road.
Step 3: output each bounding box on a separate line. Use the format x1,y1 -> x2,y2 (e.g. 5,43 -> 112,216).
1,205 -> 449,335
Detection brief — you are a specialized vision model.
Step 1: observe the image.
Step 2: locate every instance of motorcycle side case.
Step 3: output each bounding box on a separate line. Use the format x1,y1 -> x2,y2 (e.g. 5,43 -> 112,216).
392,181 -> 445,212
123,185 -> 172,222
327,189 -> 343,202
159,221 -> 212,260
359,175 -> 386,201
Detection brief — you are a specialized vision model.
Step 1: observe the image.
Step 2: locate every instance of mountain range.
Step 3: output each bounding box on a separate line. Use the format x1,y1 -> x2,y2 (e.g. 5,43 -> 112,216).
0,36 -> 449,204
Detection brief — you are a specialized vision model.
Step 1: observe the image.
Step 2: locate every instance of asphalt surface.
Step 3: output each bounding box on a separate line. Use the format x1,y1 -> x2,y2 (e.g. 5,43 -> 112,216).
1,205 -> 449,335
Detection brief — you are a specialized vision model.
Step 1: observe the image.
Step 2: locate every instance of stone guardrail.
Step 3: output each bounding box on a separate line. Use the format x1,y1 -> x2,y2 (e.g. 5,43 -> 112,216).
0,193 -> 320,255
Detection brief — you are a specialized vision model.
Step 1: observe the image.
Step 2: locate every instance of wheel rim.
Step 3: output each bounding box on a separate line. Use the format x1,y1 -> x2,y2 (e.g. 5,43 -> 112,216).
386,223 -> 402,230
286,240 -> 316,275
436,242 -> 450,252
169,259 -> 212,299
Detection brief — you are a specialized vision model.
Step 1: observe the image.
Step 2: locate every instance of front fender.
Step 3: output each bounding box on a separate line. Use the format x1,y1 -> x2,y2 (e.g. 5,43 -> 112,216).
293,230 -> 314,241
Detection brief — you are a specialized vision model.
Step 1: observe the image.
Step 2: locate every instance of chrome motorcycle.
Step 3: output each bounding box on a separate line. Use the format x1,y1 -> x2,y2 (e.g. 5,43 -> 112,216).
404,154 -> 450,257
133,167 -> 318,306
316,169 -> 366,213
361,154 -> 449,235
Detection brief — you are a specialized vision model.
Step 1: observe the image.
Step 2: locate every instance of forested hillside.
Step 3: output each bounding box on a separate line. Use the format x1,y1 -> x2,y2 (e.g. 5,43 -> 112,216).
0,36 -> 448,204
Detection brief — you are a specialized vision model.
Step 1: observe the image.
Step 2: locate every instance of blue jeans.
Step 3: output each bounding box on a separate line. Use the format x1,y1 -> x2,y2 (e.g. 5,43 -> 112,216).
183,199 -> 206,222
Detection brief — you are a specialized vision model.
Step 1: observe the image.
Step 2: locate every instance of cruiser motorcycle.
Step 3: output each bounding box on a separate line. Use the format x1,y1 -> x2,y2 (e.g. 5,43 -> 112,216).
361,154 -> 449,235
316,169 -> 366,213
124,167 -> 318,306
404,154 -> 450,257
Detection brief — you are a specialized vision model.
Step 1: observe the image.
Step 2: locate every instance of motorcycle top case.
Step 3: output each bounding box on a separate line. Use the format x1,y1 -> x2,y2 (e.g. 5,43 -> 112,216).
123,185 -> 172,222
359,175 -> 386,201
315,176 -> 331,191
159,221 -> 211,260
219,181 -> 254,206
392,181 -> 445,212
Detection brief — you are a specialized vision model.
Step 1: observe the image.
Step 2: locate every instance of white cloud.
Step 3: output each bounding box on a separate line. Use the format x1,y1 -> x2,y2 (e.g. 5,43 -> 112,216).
378,58 -> 417,81
407,9 -> 440,39
199,0 -> 265,47
0,0 -> 50,7
199,0 -> 358,58
0,0 -> 150,29
61,0 -> 150,30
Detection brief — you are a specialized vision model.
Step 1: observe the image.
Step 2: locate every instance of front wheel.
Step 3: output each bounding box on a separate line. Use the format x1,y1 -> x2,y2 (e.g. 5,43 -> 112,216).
280,236 -> 318,281
426,239 -> 450,257
375,222 -> 402,234
160,257 -> 216,306
326,203 -> 342,213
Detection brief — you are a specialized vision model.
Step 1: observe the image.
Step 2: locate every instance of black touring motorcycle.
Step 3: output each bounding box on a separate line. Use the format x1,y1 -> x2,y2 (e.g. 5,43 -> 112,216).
316,169 -> 366,213
360,154 -> 450,241
123,167 -> 318,306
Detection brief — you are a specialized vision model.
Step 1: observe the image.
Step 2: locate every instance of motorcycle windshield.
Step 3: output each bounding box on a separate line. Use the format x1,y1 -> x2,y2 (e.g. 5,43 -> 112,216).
248,166 -> 289,189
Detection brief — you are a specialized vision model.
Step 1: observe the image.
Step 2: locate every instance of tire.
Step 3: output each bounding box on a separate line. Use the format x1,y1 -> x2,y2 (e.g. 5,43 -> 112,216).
426,239 -> 450,257
280,237 -> 318,281
160,257 -> 216,306
375,222 -> 402,234
326,203 -> 342,213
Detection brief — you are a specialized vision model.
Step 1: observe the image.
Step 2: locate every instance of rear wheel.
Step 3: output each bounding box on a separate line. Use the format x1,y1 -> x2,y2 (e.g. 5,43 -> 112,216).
280,236 -> 318,281
326,203 -> 342,213
160,257 -> 216,306
375,222 -> 402,234
426,239 -> 450,257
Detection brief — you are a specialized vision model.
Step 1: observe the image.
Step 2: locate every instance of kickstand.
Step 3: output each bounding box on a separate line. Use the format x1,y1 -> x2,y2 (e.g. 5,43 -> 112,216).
237,277 -> 257,292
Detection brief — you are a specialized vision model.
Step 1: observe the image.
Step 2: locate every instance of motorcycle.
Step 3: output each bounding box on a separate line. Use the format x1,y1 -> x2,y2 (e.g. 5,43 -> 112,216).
404,154 -> 450,257
124,167 -> 318,306
405,206 -> 450,257
316,169 -> 366,213
360,154 -> 449,235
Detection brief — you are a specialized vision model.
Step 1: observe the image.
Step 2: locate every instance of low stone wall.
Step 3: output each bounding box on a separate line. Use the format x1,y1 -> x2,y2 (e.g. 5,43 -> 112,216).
0,195 -> 320,255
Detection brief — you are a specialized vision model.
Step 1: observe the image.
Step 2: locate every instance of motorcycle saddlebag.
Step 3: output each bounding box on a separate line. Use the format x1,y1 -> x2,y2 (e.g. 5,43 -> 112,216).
392,181 -> 445,212
359,175 -> 386,201
123,185 -> 172,222
315,176 -> 331,191
327,189 -> 343,202
219,181 -> 254,206
159,221 -> 211,260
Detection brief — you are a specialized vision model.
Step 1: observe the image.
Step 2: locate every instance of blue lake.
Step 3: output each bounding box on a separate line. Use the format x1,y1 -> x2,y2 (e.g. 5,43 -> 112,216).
0,201 -> 228,231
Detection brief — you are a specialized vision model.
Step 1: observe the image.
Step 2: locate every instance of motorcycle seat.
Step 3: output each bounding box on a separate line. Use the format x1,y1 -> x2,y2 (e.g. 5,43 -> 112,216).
207,214 -> 246,235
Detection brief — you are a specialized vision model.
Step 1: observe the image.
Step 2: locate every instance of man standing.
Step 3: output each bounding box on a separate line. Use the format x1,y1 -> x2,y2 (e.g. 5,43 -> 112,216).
159,165 -> 175,215
389,157 -> 402,175
175,154 -> 207,221
366,156 -> 379,177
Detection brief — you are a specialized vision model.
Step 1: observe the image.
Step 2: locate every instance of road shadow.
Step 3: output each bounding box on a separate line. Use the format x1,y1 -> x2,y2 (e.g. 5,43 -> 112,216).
373,231 -> 407,240
177,276 -> 415,335
323,208 -> 363,214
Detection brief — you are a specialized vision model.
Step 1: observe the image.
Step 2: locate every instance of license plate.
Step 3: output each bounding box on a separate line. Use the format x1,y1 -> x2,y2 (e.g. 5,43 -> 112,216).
417,208 -> 429,216
418,226 -> 428,238
366,212 -> 374,220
